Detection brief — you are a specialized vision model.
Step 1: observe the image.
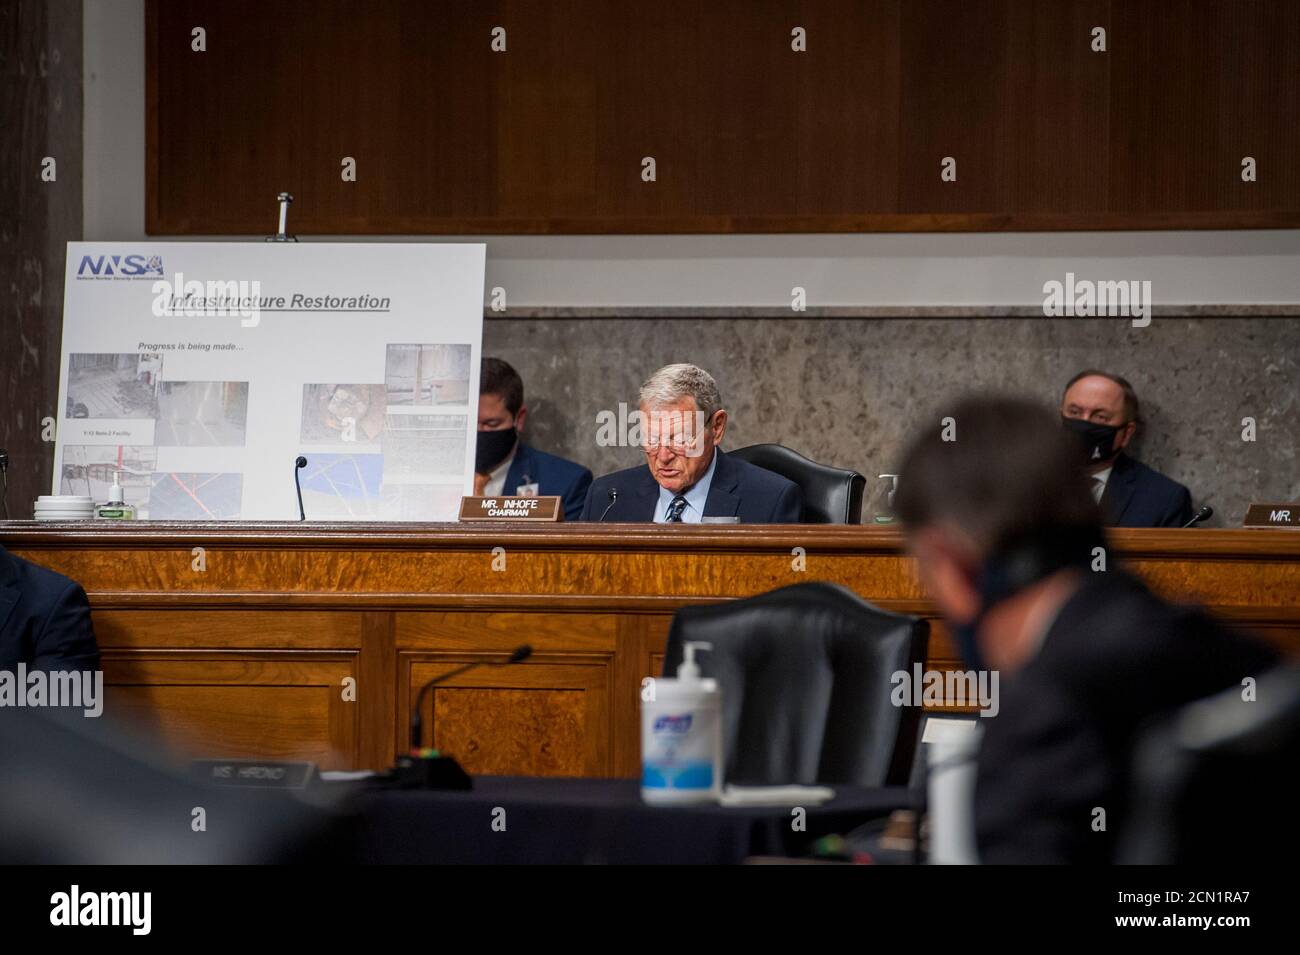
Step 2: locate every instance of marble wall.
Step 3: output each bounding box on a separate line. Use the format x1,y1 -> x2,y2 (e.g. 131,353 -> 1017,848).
486,315 -> 1299,526
0,0 -> 82,515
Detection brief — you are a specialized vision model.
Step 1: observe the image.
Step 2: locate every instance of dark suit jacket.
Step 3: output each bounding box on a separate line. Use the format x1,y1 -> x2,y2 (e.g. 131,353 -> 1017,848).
1101,452 -> 1194,528
578,449 -> 803,523
503,442 -> 593,523
0,544 -> 101,672
974,571 -> 1276,864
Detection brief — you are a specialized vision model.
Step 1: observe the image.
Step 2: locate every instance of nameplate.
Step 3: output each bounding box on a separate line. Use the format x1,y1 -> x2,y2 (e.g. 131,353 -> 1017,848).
192,759 -> 318,789
459,495 -> 562,522
1243,504 -> 1300,528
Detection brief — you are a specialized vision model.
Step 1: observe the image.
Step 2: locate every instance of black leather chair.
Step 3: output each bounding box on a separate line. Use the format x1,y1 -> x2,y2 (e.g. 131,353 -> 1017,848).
729,444 -> 865,523
662,582 -> 929,787
1118,664 -> 1300,864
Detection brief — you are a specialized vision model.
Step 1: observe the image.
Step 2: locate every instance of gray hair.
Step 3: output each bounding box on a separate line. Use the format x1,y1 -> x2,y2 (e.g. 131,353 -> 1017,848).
639,363 -> 722,420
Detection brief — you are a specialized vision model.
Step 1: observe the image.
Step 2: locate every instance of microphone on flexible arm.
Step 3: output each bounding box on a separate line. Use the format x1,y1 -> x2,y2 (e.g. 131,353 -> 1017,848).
598,487 -> 619,522
1182,505 -> 1213,528
389,644 -> 533,790
294,455 -> 307,520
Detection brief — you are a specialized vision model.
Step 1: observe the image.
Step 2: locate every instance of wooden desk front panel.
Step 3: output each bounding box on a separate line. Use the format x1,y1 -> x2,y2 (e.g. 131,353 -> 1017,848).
4,523 -> 1296,777
92,609 -> 365,770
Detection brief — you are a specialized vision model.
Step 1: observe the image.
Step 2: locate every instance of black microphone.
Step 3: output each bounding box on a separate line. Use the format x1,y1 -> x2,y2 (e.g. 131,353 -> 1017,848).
1182,505 -> 1213,528
293,455 -> 307,521
410,644 -> 532,752
391,644 -> 533,790
0,448 -> 9,520
598,487 -> 619,522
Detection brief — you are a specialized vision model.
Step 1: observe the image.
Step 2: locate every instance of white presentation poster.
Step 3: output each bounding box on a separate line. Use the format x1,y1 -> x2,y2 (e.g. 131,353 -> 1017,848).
56,242 -> 485,521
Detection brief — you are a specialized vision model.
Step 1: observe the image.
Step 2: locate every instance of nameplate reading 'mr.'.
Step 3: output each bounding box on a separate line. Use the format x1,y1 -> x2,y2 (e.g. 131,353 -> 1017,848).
459,495 -> 562,522
1243,504 -> 1300,528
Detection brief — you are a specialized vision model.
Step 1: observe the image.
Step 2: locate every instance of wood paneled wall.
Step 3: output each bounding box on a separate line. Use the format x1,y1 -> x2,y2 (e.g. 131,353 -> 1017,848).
0,0 -> 81,517
3,522 -> 1297,777
146,0 -> 1300,234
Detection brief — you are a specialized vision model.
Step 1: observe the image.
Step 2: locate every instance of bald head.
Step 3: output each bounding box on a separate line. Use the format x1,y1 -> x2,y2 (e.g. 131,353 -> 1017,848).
1061,371 -> 1139,426
1060,370 -> 1140,471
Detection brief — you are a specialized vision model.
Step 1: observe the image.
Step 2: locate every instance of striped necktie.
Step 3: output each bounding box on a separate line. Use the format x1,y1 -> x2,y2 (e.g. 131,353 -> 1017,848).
665,494 -> 688,522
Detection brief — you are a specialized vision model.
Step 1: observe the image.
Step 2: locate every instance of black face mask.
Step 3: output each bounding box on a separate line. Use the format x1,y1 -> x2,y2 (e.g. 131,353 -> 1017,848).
475,427 -> 517,474
952,530 -> 1103,671
1062,416 -> 1122,465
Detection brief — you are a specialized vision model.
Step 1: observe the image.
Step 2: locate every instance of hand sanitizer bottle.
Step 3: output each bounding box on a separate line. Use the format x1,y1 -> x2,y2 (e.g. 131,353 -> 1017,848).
640,641 -> 723,804
95,473 -> 136,520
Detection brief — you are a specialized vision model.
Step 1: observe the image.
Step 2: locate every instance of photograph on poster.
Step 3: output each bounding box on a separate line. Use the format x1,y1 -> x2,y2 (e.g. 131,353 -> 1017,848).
384,343 -> 471,407
148,472 -> 243,520
298,453 -> 384,518
59,444 -> 158,505
300,384 -> 386,444
381,413 -> 467,478
380,483 -> 463,521
65,352 -> 162,419
155,381 -> 249,446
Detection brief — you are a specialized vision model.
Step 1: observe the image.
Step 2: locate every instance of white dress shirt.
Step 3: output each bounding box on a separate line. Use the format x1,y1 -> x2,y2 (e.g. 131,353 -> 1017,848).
1090,465 -> 1113,504
654,450 -> 718,523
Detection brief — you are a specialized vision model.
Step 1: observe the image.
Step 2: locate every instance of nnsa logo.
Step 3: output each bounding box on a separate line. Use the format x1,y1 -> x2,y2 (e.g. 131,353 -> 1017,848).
50,885 -> 151,935
76,254 -> 164,279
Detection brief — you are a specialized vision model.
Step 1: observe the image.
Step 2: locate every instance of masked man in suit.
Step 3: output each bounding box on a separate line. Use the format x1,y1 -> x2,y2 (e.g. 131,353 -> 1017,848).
1060,369 -> 1195,528
475,358 -> 593,522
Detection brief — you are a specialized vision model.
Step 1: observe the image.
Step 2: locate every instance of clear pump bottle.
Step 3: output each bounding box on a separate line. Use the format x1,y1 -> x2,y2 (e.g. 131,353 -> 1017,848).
95,474 -> 136,520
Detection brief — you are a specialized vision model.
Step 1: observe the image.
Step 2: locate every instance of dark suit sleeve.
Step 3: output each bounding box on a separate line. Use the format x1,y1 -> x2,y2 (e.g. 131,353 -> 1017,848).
1163,484 -> 1195,528
578,480 -> 598,521
975,680 -> 1113,864
771,482 -> 804,523
562,469 -> 594,522
32,581 -> 100,673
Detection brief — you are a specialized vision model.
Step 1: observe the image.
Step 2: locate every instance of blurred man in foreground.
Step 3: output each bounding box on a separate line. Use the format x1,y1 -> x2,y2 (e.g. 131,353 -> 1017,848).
580,363 -> 802,523
894,395 -> 1275,863
1059,369 -> 1194,527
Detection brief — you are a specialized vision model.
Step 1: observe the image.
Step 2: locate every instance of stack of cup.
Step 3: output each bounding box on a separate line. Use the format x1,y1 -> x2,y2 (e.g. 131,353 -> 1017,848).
33,495 -> 97,521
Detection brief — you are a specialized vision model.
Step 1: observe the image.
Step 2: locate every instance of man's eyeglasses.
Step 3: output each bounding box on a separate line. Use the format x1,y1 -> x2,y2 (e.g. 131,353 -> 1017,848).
641,433 -> 705,454
639,411 -> 716,455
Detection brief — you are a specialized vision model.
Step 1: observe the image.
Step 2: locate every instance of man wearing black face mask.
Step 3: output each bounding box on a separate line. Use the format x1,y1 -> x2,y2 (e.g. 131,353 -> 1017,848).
476,358 -> 592,521
895,395 -> 1275,864
1060,369 -> 1194,528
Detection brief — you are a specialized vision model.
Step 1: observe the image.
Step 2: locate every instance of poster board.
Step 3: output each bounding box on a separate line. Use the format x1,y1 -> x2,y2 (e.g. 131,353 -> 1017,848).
56,242 -> 485,520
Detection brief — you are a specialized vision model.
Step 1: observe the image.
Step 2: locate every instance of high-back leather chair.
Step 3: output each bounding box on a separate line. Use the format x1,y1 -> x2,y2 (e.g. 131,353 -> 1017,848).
1119,664 -> 1300,864
729,444 -> 865,523
662,582 -> 929,787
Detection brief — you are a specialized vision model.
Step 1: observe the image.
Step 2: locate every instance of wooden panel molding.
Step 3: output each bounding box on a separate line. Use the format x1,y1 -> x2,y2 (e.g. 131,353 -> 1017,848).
145,0 -> 1300,234
4,522 -> 1297,774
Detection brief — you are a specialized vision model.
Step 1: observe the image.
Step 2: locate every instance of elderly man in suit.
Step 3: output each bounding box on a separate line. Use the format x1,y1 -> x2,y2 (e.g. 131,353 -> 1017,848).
581,363 -> 802,523
1059,369 -> 1195,528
